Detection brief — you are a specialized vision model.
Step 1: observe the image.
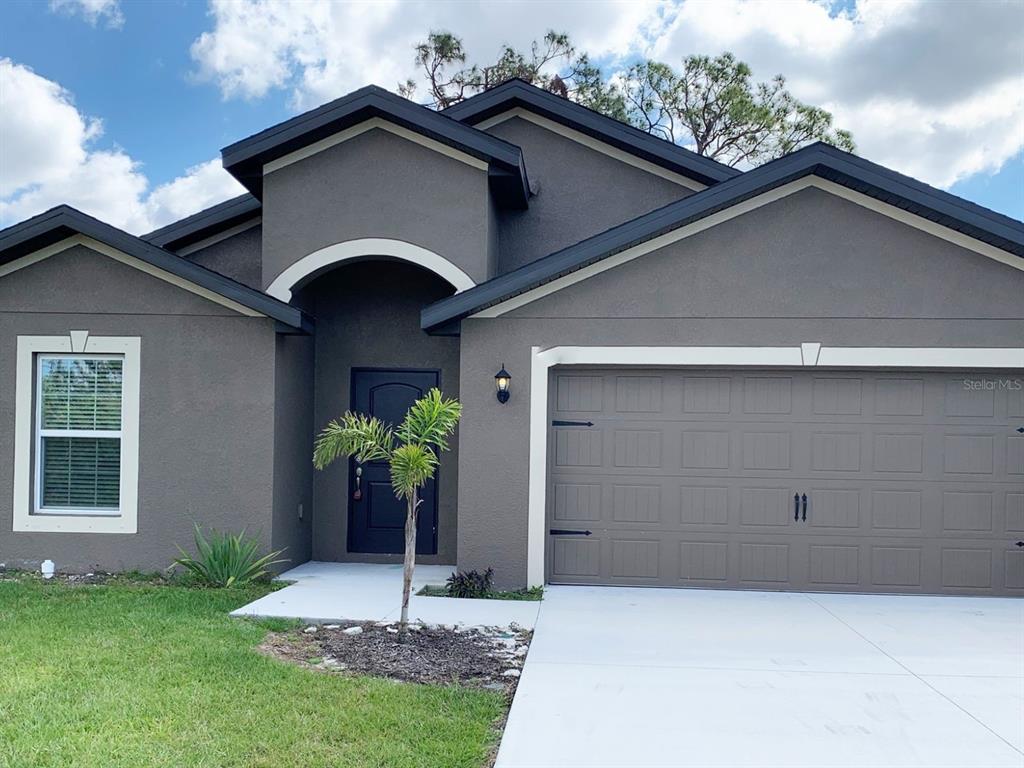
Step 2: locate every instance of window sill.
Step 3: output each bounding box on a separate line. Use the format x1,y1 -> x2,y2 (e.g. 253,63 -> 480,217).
14,513 -> 136,534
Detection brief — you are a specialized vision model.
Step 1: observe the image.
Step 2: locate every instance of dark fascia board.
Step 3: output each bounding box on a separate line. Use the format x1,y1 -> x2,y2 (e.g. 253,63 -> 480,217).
141,194 -> 261,250
443,79 -> 740,187
422,142 -> 1024,332
221,85 -> 530,207
0,205 -> 310,332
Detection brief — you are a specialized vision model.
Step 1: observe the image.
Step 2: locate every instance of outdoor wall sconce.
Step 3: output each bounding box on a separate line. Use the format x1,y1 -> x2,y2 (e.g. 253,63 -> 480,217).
495,365 -> 511,404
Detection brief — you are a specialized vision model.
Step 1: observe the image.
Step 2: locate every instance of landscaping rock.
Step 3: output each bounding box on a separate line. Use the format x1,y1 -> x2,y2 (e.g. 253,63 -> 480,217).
501,669 -> 521,678
303,626 -> 318,634
342,626 -> 363,635
324,624 -> 340,630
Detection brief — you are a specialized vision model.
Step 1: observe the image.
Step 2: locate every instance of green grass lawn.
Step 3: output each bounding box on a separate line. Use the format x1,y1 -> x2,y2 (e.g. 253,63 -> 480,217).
0,576 -> 506,768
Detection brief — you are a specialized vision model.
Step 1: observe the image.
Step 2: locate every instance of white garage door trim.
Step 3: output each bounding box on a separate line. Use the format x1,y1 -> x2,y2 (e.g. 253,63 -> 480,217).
526,344 -> 1024,586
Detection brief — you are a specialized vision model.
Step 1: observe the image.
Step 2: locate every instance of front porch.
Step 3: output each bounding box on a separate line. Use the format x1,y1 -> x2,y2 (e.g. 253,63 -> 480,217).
231,562 -> 541,629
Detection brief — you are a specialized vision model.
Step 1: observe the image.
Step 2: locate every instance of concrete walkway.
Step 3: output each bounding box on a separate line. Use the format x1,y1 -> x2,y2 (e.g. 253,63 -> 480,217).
497,586 -> 1024,768
231,561 -> 540,629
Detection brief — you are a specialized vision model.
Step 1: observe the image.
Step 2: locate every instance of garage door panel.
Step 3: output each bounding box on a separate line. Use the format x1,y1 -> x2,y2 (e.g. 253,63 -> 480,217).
611,484 -> 662,523
548,368 -> 1022,595
552,482 -> 602,522
738,541 -> 791,584
679,540 -> 730,581
807,542 -> 861,587
743,376 -> 794,414
942,491 -> 994,533
1006,493 -> 1024,532
683,376 -> 732,413
941,547 -> 993,590
554,428 -> 603,467
875,377 -> 926,416
613,429 -> 663,468
739,487 -> 795,527
1004,550 -> 1024,589
615,375 -> 663,413
679,485 -> 729,525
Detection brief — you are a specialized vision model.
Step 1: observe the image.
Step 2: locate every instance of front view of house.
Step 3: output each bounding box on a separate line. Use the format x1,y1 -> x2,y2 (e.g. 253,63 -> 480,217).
2,79 -> 1022,596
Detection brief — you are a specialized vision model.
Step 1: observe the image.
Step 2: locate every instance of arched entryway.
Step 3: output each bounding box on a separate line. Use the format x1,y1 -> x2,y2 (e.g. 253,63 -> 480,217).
266,238 -> 476,301
297,259 -> 460,566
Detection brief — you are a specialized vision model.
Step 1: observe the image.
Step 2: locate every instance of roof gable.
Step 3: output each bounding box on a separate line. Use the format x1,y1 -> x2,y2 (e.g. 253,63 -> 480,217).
0,205 -> 308,331
142,194 -> 260,251
443,79 -> 739,188
221,85 -> 530,208
422,142 -> 1024,331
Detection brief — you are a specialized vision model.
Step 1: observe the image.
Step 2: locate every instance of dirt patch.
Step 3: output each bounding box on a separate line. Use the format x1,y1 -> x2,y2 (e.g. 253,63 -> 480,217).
260,621 -> 532,693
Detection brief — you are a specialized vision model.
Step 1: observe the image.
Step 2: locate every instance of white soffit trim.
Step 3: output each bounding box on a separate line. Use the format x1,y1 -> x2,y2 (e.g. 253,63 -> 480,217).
816,346 -> 1024,368
263,118 -> 489,175
524,343 -> 1024,586
176,218 -> 261,257
266,237 -> 477,301
13,334 -> 141,534
476,108 -> 705,191
0,235 -> 264,317
473,177 -> 1024,319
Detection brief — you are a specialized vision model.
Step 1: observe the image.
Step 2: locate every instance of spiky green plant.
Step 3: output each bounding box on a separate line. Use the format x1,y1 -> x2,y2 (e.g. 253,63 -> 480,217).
173,524 -> 288,587
314,388 -> 461,631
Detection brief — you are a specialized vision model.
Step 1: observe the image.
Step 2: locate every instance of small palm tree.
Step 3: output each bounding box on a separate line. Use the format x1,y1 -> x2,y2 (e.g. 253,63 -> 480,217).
313,388 -> 461,632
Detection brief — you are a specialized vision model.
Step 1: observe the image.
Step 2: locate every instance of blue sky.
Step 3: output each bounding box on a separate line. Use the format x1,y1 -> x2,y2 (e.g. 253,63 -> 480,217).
1,1 -> 286,189
1,0 -> 1021,233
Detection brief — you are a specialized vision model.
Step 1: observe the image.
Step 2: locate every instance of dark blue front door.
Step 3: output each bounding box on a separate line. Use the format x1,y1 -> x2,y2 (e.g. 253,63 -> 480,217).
348,369 -> 439,554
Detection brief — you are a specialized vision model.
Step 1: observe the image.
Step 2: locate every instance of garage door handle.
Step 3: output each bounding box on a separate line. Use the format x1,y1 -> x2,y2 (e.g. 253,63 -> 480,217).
552,420 -> 594,427
794,494 -> 800,521
801,494 -> 808,522
550,529 -> 593,536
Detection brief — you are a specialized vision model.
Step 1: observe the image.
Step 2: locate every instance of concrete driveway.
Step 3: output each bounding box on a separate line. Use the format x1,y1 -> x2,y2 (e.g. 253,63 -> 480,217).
496,586 -> 1023,768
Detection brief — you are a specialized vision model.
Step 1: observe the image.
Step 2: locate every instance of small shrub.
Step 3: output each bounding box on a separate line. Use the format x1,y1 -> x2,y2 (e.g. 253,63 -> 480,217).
445,568 -> 494,599
174,524 -> 287,587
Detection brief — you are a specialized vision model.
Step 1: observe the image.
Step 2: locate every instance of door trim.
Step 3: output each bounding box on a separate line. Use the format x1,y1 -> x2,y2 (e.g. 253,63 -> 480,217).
347,367 -> 442,555
526,344 -> 1024,586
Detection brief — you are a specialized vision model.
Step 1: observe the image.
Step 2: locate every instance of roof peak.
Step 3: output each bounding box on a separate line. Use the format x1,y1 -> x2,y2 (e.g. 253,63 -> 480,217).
443,78 -> 739,187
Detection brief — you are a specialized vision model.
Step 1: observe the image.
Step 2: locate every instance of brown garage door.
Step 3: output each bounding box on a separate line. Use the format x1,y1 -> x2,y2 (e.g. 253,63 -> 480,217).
547,368 -> 1024,595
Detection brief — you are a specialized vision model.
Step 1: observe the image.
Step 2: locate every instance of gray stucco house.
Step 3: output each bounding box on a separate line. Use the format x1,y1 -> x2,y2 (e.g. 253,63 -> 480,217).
2,79 -> 1023,596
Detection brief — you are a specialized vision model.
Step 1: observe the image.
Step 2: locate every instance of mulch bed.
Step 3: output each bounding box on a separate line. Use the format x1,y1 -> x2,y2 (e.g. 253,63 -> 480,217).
260,621 -> 532,693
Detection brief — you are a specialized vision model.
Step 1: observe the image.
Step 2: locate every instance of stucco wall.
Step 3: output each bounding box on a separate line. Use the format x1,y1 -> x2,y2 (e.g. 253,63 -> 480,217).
261,128 -> 494,289
300,260 -> 461,565
184,223 -> 263,290
456,188 -> 1024,587
271,333 -> 314,568
0,245 -> 278,573
484,116 -> 696,273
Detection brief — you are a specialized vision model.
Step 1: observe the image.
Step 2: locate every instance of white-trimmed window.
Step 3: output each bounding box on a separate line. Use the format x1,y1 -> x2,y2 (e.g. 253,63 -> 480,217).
13,334 -> 140,534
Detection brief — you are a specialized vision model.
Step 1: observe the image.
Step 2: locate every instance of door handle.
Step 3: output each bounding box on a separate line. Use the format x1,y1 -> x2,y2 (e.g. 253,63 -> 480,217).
353,466 -> 362,500
801,494 -> 808,522
794,493 -> 800,521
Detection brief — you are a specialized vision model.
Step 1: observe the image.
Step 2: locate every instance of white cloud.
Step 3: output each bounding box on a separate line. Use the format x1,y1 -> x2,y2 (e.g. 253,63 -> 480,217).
650,0 -> 1024,187
0,59 -> 245,235
191,0 -> 1024,190
191,0 -> 669,110
49,0 -> 125,29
